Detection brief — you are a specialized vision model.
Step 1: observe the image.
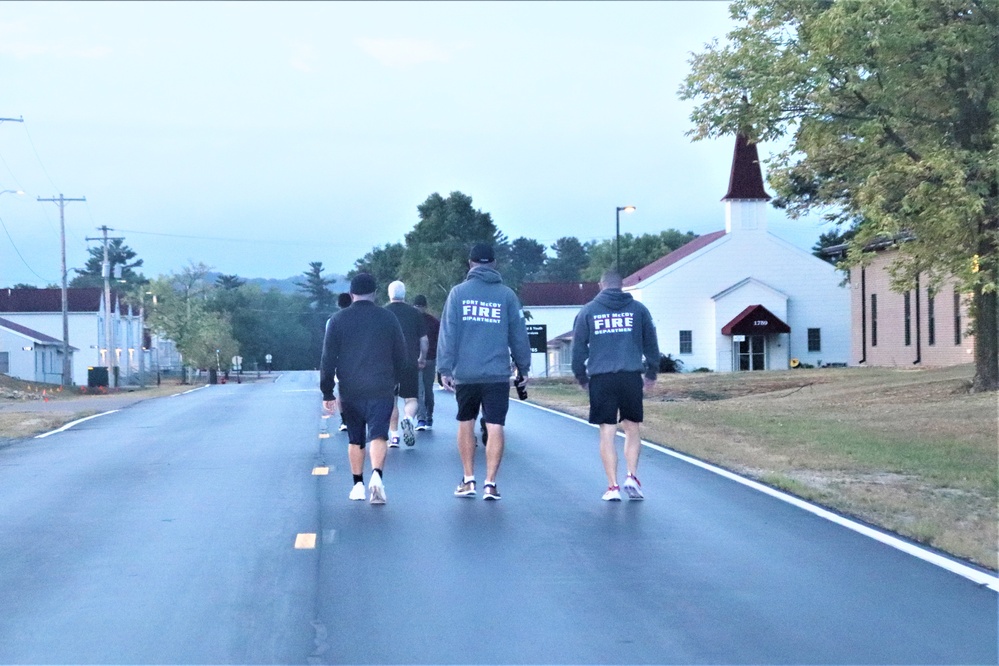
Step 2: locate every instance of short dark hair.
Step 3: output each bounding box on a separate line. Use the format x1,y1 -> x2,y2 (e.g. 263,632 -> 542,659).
600,270 -> 623,288
349,272 -> 377,296
413,294 -> 428,307
337,292 -> 352,309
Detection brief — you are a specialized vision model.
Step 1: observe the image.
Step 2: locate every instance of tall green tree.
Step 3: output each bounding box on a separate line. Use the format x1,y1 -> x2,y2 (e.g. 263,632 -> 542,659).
207,283 -> 314,371
812,224 -> 859,266
681,0 -> 999,391
399,191 -> 507,311
506,237 -> 548,291
71,239 -> 147,289
350,242 -> 406,304
216,274 -> 245,290
583,229 -> 699,280
145,262 -> 239,376
542,236 -> 590,282
295,262 -> 336,312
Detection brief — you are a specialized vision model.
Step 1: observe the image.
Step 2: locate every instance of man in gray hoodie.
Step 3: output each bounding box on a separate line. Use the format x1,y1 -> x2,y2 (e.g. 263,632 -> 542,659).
572,270 -> 659,501
437,243 -> 531,501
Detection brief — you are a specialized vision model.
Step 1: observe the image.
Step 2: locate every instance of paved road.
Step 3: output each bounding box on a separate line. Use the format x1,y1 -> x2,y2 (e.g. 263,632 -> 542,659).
0,371 -> 994,664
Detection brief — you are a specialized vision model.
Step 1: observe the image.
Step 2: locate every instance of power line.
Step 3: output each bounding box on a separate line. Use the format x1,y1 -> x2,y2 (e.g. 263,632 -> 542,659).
20,121 -> 61,192
115,227 -> 350,246
0,213 -> 53,282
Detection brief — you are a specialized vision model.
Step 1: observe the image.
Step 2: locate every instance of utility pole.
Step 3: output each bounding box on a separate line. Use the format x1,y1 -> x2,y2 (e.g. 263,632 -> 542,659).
86,225 -> 124,388
38,194 -> 86,387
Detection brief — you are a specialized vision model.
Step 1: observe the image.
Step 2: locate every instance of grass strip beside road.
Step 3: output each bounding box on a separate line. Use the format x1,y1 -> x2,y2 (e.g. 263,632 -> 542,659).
527,365 -> 998,571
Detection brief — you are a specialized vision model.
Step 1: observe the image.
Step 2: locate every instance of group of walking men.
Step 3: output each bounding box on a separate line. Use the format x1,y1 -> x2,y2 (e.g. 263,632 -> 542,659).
319,242 -> 660,504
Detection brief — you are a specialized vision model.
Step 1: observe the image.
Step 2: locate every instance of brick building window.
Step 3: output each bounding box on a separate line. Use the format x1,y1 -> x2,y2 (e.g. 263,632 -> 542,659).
927,293 -> 935,346
904,292 -> 912,346
954,291 -> 962,345
871,294 -> 878,347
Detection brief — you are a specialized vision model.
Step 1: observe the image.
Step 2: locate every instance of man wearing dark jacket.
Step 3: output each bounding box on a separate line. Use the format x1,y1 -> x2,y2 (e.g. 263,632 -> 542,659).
572,270 -> 659,502
413,294 -> 440,430
437,243 -> 531,501
321,273 -> 406,505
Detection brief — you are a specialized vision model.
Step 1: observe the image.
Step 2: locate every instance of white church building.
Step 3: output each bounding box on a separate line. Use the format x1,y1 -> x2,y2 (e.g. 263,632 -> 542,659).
623,135 -> 850,372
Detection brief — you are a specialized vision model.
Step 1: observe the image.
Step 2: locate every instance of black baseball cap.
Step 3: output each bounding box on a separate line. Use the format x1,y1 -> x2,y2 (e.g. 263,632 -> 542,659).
469,243 -> 495,263
349,272 -> 376,296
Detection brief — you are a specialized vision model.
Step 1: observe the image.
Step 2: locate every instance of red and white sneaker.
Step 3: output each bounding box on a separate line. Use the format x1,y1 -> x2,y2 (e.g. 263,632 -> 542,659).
602,485 -> 621,501
623,474 -> 644,500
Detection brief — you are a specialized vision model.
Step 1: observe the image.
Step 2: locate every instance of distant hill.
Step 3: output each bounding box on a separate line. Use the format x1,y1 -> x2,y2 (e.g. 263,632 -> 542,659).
208,273 -> 351,296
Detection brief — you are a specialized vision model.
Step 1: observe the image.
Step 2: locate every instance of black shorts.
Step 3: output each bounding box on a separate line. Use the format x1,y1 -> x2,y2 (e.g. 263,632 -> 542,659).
397,365 -> 419,400
340,396 -> 394,447
588,371 -> 644,425
455,382 -> 510,426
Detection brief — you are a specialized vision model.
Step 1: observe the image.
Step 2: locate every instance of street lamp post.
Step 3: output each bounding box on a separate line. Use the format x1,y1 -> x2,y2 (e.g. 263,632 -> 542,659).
615,205 -> 636,272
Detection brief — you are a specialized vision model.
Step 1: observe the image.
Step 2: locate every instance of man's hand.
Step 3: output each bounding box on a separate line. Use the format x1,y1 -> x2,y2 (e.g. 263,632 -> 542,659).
417,356 -> 427,370
322,399 -> 338,415
441,375 -> 456,392
643,376 -> 656,392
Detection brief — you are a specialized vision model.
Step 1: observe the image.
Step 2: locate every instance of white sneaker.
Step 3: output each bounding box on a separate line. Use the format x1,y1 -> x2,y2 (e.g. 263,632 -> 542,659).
388,432 -> 400,448
349,482 -> 365,501
602,485 -> 622,501
368,473 -> 386,505
338,423 -> 348,432
623,474 -> 644,500
401,417 -> 416,447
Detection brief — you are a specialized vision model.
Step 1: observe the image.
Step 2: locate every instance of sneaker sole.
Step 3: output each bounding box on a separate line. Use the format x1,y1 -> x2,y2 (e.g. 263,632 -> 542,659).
369,487 -> 386,504
402,421 -> 416,447
623,487 -> 644,500
483,494 -> 500,501
454,490 -> 476,497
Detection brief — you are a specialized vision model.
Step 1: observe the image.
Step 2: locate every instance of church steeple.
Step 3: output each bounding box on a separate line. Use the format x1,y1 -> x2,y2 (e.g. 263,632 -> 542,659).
722,133 -> 770,201
722,134 -> 770,234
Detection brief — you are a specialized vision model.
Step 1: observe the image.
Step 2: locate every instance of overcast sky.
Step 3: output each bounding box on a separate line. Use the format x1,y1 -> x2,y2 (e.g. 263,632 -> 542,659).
0,1 -> 834,287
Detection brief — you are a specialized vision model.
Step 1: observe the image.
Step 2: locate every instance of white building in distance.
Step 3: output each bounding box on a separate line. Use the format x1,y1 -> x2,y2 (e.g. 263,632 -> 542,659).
623,135 -> 850,372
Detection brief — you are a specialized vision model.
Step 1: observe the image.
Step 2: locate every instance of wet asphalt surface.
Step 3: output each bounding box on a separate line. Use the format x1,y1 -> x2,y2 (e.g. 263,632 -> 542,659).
0,371 -> 994,664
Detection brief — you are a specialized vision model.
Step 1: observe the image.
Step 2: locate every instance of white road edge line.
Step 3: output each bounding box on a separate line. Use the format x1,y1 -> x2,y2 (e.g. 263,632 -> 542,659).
34,410 -> 119,439
519,399 -> 999,593
172,384 -> 209,396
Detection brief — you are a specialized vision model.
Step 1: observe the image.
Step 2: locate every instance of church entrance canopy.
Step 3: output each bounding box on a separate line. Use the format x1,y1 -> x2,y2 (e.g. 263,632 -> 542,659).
721,304 -> 790,336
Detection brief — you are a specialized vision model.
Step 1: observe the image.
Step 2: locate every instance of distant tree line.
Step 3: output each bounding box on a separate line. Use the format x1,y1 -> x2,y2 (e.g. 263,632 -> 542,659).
102,190 -> 702,373
348,191 -> 700,313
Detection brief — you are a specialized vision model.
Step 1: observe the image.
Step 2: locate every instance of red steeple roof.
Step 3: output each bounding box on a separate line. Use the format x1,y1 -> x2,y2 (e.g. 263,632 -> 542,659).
722,134 -> 770,201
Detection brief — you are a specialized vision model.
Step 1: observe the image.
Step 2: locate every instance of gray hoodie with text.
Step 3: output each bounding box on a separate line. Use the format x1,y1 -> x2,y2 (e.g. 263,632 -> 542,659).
571,288 -> 660,382
436,265 -> 531,384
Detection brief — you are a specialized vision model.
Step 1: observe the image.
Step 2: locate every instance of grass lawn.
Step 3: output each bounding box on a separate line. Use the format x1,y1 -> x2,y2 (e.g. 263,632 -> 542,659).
527,364 -> 998,571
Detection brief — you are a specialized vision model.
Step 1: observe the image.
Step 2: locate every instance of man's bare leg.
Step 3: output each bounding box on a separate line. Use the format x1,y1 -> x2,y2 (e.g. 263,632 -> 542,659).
389,402 -> 400,432
484,424 -> 504,485
457,420 -> 476,477
369,437 -> 387,472
599,423 -> 619,487
348,442 -> 365,476
403,397 -> 418,420
621,420 -> 642,478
